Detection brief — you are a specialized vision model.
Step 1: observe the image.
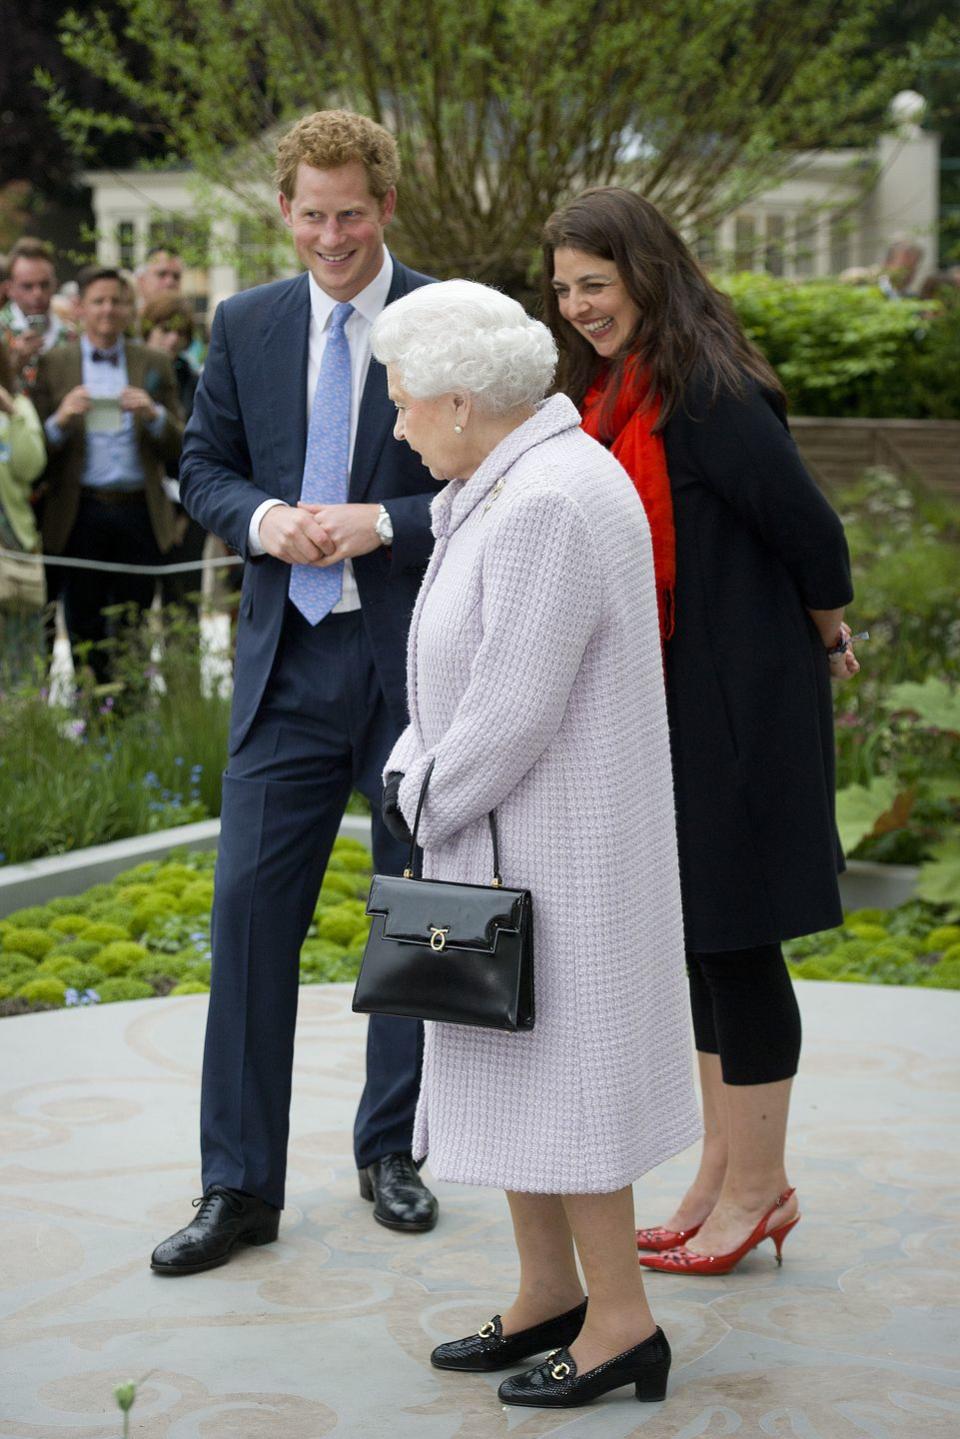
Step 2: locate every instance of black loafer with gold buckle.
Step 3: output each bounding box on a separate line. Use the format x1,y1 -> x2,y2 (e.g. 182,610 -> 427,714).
497,1326 -> 671,1407
430,1299 -> 587,1372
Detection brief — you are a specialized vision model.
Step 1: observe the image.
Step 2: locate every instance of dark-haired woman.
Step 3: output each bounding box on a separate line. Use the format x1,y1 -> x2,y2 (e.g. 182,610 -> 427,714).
542,188 -> 859,1275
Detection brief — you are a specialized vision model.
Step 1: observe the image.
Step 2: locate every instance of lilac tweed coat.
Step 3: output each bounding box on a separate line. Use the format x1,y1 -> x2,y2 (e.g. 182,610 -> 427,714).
387,394 -> 701,1193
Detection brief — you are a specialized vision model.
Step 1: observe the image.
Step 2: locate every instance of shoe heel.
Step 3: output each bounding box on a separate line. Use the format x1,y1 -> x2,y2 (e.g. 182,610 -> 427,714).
244,1213 -> 281,1246
634,1362 -> 669,1403
358,1170 -> 374,1202
769,1215 -> 800,1265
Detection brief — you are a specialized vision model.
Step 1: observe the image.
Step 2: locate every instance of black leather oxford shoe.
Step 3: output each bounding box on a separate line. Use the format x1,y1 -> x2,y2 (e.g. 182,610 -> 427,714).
497,1326 -> 671,1408
150,1187 -> 280,1275
358,1152 -> 438,1232
431,1300 -> 588,1372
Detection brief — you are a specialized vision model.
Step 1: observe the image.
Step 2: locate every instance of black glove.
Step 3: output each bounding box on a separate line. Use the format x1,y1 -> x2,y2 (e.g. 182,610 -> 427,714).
382,771 -> 413,845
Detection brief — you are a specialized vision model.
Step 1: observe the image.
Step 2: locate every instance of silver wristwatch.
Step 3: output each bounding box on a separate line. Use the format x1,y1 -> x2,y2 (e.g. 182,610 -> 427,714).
375,504 -> 394,546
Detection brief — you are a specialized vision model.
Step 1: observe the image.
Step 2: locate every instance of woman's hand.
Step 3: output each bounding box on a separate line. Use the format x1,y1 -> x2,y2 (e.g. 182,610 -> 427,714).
382,771 -> 413,845
827,620 -> 860,682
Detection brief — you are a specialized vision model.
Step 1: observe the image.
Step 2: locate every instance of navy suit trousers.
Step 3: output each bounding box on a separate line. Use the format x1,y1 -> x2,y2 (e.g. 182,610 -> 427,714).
200,603 -> 422,1208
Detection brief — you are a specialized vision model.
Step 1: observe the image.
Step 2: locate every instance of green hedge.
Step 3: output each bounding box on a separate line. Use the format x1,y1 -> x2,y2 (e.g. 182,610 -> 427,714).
721,274 -> 960,419
0,836 -> 374,1016
2,843 -> 957,1016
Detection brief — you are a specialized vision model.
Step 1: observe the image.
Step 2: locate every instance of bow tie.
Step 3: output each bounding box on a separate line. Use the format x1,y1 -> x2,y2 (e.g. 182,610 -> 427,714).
91,348 -> 120,365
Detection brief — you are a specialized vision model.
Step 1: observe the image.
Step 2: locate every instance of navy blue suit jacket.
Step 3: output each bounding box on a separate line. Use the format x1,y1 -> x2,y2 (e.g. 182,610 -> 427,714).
180,261 -> 436,750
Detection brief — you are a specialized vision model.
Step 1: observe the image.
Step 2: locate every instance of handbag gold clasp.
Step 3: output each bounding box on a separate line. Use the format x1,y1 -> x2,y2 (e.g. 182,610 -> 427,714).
429,926 -> 449,952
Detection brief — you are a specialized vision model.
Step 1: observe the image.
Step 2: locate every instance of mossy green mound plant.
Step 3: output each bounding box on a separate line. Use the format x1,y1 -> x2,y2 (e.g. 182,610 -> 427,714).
0,838 -> 374,1016
784,900 -> 960,988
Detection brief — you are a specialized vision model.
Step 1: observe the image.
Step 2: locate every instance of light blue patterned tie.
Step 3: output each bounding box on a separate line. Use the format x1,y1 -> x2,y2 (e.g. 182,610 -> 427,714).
289,301 -> 354,624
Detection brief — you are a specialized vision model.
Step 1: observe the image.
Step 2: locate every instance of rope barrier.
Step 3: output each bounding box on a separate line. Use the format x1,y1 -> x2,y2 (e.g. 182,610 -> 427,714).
0,546 -> 243,577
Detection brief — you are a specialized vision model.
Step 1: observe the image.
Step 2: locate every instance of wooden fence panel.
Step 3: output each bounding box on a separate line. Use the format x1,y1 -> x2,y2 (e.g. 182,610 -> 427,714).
792,419 -> 960,496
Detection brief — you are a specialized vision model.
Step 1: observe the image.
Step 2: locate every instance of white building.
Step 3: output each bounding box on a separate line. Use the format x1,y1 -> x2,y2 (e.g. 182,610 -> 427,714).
84,111 -> 940,323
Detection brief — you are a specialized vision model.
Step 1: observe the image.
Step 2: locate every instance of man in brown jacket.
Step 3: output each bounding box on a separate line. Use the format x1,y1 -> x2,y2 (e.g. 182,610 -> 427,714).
34,265 -> 183,682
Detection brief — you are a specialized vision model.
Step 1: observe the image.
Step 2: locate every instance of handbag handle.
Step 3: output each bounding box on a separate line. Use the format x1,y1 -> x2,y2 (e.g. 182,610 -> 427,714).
404,757 -> 503,887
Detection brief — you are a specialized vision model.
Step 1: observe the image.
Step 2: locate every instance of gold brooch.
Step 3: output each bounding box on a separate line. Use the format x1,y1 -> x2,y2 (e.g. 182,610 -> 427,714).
482,479 -> 505,515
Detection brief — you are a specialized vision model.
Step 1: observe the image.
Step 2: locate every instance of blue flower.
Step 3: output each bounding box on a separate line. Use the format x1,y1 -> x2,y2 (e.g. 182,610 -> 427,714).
174,756 -> 184,767
144,771 -> 159,788
65,987 -> 80,1006
82,989 -> 101,1005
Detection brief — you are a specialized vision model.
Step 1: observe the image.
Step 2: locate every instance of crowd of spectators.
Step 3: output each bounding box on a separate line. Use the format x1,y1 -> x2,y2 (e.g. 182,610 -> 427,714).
0,239 -> 207,688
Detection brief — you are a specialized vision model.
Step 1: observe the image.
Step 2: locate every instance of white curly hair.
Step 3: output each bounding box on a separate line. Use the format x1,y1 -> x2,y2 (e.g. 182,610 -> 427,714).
371,279 -> 557,414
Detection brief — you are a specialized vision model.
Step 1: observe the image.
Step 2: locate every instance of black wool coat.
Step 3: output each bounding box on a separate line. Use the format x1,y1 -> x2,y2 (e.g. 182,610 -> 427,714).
662,375 -> 853,953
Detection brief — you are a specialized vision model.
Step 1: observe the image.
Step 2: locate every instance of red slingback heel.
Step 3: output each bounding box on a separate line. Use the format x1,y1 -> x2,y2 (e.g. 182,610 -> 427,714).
637,1189 -> 800,1275
636,1223 -> 702,1253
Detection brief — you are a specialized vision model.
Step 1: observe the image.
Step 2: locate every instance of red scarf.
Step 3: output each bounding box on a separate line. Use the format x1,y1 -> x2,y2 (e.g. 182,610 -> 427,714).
580,360 -> 676,641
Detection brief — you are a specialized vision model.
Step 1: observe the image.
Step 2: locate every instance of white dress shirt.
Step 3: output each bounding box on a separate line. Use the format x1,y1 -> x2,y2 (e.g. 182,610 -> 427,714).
248,249 -> 395,613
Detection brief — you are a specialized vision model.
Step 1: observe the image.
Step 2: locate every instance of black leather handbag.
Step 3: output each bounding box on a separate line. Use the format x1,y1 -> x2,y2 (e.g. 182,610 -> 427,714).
352,760 -> 534,1031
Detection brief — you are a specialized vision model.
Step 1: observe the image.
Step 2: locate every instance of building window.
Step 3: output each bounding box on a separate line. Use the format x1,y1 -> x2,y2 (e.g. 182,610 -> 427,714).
147,216 -> 209,268
734,214 -> 757,271
765,214 -> 786,277
116,221 -> 135,270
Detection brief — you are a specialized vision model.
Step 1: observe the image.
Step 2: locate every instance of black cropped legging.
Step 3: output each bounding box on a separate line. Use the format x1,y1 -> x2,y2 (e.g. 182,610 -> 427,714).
686,944 -> 801,1086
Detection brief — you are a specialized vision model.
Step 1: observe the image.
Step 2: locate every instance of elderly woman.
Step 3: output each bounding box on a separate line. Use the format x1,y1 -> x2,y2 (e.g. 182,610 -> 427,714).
370,281 -> 700,1411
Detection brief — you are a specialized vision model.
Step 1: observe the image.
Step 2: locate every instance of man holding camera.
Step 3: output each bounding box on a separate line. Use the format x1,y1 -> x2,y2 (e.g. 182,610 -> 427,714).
0,238 -> 75,396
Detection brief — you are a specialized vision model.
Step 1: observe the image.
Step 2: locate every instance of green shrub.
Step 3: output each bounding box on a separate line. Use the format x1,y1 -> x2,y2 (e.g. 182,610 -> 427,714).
129,952 -> 193,985
38,959 -> 105,989
132,895 -> 177,931
178,881 -> 214,914
922,958 -> 960,989
3,906 -> 52,928
170,980 -> 210,995
113,864 -> 160,884
2,927 -> 55,960
83,922 -> 131,945
720,274 -> 935,418
86,904 -> 136,933
49,939 -> 102,962
48,913 -> 92,936
81,885 -> 116,903
320,871 -> 365,901
97,941 -> 149,976
44,894 -> 92,915
925,926 -> 960,953
94,977 -> 155,1003
16,976 -> 68,1006
317,903 -> 367,946
844,908 -> 888,926
789,954 -> 847,980
0,957 -> 36,990
328,841 -> 373,873
114,884 -> 156,906
845,922 -> 888,942
152,864 -> 195,894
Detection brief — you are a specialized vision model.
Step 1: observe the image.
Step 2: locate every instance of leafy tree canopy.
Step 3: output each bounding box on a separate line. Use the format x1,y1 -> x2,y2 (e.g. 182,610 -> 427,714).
42,0 -> 956,288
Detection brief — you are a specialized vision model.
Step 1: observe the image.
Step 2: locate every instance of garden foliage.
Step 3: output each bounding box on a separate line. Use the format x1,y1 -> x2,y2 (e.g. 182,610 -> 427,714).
44,0 -> 935,293
0,837 -> 374,1016
831,468 -> 960,895
722,275 -> 960,419
785,903 -> 960,987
